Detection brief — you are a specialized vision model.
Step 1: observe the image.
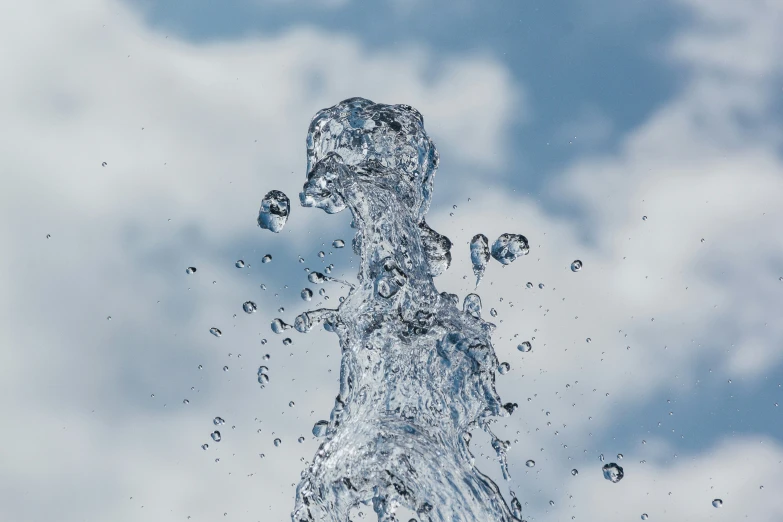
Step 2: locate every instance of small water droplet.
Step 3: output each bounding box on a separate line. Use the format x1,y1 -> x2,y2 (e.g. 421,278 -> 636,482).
570,260 -> 583,272
186,266 -> 197,274
490,308 -> 498,317
712,499 -> 722,508
106,315 -> 112,321
641,514 -> 648,520
183,399 -> 189,405
318,251 -> 325,258
201,443 -> 209,450
235,260 -> 245,268
571,468 -> 578,476
271,318 -> 291,334
213,417 -> 224,425
333,239 -> 345,248
549,500 -> 554,506
210,327 -> 222,337
525,459 -> 535,468
526,282 -> 533,289
282,338 -> 292,346
586,337 -> 591,343
642,216 -> 647,221
243,301 -> 257,314
700,238 -> 705,243
289,401 -> 295,407
617,453 -> 623,459
101,161 -> 107,167
222,365 -> 229,372
498,362 -> 510,375
517,341 -> 532,353
274,438 -> 282,447
308,271 -> 327,284
538,283 -> 545,289
301,288 -> 313,301
211,431 -> 221,442
262,254 -> 272,263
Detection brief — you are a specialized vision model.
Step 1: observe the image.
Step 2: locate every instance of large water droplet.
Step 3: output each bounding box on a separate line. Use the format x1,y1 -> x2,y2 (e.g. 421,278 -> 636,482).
308,271 -> 327,284
271,318 -> 291,334
243,301 -> 257,314
257,190 -> 290,233
470,234 -> 490,286
490,233 -> 529,265
498,362 -> 510,375
312,420 -> 329,437
463,293 -> 482,318
570,259 -> 583,272
602,463 -> 624,483
210,327 -> 222,337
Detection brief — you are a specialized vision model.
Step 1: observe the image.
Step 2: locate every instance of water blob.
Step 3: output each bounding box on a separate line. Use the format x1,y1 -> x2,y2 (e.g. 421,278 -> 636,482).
235,260 -> 245,268
301,288 -> 313,301
570,260 -> 583,272
186,266 -> 197,274
209,327 -> 222,337
602,463 -> 624,483
517,341 -> 532,353
712,499 -> 723,508
491,233 -> 529,265
262,254 -> 272,263
333,239 -> 345,248
211,431 -> 221,442
470,234 -> 490,286
242,301 -> 257,314
257,190 -> 290,233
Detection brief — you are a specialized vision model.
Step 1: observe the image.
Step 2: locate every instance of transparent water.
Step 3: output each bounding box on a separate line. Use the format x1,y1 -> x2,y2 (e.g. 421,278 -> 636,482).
290,98 -> 521,522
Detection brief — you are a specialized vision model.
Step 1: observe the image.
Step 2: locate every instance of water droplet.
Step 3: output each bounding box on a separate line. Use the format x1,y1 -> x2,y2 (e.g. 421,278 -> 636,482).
599,453 -> 605,462
470,234 -> 490,286
201,444 -> 209,450
333,239 -> 345,248
641,514 -> 648,520
318,251 -> 325,258
549,500 -> 554,506
571,469 -> 578,476
235,260 -> 245,268
257,190 -> 290,233
301,288 -> 313,301
538,283 -> 545,289
602,463 -> 624,483
243,301 -> 257,314
283,338 -> 292,346
642,215 -> 648,221
517,341 -> 532,353
617,453 -> 623,460
101,161 -> 107,167
570,259 -> 583,272
210,327 -> 222,337
106,315 -> 112,321
183,399 -> 189,405
289,401 -> 295,407
46,234 -> 51,239
526,282 -> 533,289
712,499 -> 722,508
213,417 -> 224,425
490,308 -> 498,317
222,365 -> 229,372
490,233 -> 530,265
298,436 -> 305,443
271,318 -> 291,334
262,254 -> 272,263
308,271 -> 327,284
198,364 -> 203,370
586,337 -> 591,343
274,438 -> 282,447
211,431 -> 221,442
498,362 -> 510,375
525,459 -> 535,468
186,266 -> 197,274
312,420 -> 329,437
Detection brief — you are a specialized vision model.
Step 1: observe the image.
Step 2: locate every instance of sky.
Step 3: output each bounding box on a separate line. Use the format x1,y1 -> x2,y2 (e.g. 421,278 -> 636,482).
1,0 -> 782,521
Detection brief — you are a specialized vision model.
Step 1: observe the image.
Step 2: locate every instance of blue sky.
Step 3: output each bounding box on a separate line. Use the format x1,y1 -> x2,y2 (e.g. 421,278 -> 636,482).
1,0 -> 782,521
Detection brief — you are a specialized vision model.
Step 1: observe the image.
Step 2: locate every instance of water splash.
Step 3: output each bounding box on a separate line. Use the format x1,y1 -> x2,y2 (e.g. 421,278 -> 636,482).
292,98 -> 520,522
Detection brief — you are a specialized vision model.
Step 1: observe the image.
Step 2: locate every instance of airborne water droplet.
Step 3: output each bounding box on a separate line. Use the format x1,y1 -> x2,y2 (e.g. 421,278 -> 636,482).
571,468 -> 578,476
186,266 -> 197,274
312,420 -> 328,437
274,438 -> 282,447
602,463 -> 624,483
271,318 -> 291,334
570,259 -> 582,272
211,431 -> 221,442
498,362 -> 510,375
712,499 -> 723,508
201,443 -> 209,450
283,338 -> 292,346
469,234 -> 490,286
301,288 -> 313,301
243,301 -> 257,314
235,260 -> 245,268
490,233 -> 529,265
210,327 -> 222,337
333,239 -> 345,248
517,341 -> 532,353
214,417 -> 224,425
262,254 -> 272,263
525,459 -> 535,468
257,190 -> 290,233
308,271 -> 327,284
641,514 -> 648,520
